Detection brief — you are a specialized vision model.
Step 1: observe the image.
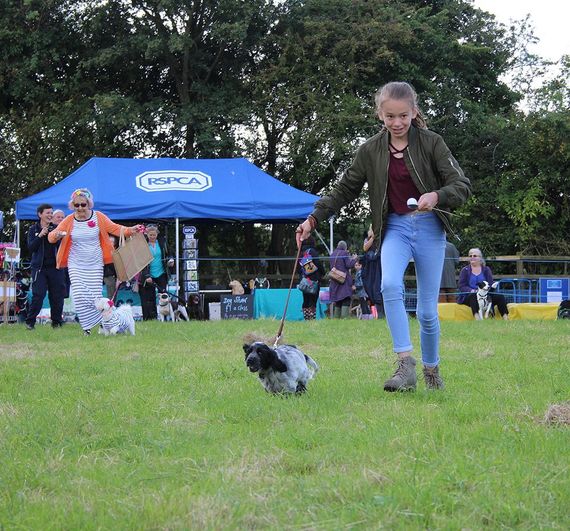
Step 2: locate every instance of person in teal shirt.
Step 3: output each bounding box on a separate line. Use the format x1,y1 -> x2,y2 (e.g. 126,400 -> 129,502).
139,225 -> 173,320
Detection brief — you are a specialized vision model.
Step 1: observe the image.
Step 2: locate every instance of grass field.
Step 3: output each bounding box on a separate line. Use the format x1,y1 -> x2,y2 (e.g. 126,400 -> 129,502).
1,318 -> 569,529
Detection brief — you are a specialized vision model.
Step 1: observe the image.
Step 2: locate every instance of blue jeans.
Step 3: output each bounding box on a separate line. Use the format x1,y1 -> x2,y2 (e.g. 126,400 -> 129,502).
381,212 -> 445,367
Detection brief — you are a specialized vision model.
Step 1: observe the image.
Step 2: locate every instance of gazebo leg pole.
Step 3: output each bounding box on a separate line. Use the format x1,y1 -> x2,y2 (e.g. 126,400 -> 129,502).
175,218 -> 180,297
329,216 -> 334,255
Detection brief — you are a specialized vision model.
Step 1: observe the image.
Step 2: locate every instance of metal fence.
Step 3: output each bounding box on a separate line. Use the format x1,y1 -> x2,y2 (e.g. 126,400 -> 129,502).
404,277 -> 544,312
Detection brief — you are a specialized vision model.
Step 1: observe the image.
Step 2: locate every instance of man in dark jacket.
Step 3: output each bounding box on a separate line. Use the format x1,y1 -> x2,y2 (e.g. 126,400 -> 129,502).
26,204 -> 65,329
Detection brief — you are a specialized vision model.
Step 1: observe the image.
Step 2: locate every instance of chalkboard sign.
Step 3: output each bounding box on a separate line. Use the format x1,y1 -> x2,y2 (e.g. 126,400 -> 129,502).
221,294 -> 253,319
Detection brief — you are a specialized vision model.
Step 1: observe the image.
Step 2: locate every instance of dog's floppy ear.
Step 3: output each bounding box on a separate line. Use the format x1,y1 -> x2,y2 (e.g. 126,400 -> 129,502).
272,357 -> 287,373
243,344 -> 252,358
256,344 -> 287,372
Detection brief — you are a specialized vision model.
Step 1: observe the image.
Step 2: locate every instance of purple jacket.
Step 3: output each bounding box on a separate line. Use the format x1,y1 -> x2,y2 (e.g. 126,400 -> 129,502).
457,265 -> 494,304
328,249 -> 357,302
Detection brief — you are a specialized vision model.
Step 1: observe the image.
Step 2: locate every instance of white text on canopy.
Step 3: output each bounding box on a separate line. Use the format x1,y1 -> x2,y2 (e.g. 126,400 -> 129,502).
136,170 -> 212,192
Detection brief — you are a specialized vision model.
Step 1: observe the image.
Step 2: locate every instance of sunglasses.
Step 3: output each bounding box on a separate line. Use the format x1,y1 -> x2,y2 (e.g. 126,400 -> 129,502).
74,203 -> 87,208
469,254 -> 481,257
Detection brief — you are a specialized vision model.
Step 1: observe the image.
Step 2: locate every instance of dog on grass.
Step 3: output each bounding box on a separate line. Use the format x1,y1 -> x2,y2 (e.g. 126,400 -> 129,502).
157,292 -> 189,321
94,297 -> 136,336
476,281 -> 499,319
243,341 -> 319,394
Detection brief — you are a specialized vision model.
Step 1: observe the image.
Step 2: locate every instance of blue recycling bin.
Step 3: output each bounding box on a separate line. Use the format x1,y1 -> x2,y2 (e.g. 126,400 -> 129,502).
539,278 -> 569,303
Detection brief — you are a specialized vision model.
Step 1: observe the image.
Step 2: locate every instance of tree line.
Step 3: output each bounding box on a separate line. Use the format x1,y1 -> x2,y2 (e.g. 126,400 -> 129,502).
1,0 -> 568,269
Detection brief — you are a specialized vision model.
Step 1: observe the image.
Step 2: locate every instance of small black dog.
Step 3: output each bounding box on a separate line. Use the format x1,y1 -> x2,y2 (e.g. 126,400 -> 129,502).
186,294 -> 204,320
243,342 -> 319,394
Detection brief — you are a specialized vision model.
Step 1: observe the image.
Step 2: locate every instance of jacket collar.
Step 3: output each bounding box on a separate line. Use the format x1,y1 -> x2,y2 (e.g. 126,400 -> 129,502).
33,219 -> 49,232
378,124 -> 419,149
407,124 -> 419,146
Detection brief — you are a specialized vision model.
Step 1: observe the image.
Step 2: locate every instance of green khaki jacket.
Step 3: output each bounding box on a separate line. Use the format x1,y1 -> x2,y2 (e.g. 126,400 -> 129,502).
311,125 -> 472,246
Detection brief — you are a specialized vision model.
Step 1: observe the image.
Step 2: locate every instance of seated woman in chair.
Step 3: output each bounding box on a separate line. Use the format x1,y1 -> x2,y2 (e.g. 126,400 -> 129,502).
457,247 -> 509,320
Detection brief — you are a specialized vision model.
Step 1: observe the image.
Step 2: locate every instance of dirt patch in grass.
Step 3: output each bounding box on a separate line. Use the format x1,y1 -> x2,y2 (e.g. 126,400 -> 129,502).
0,402 -> 18,416
543,403 -> 570,426
0,344 -> 37,359
478,347 -> 495,358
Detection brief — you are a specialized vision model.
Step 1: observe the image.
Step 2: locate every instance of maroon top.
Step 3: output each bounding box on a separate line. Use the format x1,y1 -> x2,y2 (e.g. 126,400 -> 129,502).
387,152 -> 421,214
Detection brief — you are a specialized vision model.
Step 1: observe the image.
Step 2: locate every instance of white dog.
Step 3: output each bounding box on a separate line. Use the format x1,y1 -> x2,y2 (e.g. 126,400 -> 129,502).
243,342 -> 319,394
157,292 -> 175,321
94,297 -> 136,335
476,281 -> 499,319
157,292 -> 189,322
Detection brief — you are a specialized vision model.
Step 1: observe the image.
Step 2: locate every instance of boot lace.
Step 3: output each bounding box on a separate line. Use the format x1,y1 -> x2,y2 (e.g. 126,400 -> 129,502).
391,358 -> 410,379
423,367 -> 443,389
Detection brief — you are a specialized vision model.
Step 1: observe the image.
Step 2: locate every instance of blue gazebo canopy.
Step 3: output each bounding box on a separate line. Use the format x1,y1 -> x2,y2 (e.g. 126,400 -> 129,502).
15,157 -> 318,222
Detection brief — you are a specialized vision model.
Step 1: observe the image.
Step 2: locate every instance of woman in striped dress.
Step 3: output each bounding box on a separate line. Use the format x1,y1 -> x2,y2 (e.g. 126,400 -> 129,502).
49,188 -> 144,335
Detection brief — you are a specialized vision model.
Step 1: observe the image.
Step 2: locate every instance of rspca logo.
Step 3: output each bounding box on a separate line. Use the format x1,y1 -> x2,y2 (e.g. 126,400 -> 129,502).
136,171 -> 212,192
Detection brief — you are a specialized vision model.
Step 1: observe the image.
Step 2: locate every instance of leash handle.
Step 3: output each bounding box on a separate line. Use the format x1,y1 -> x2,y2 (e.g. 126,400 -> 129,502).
274,240 -> 303,345
110,226 -> 127,302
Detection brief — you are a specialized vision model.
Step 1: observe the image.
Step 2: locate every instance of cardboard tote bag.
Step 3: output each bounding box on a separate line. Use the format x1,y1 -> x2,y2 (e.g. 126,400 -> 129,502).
112,228 -> 153,282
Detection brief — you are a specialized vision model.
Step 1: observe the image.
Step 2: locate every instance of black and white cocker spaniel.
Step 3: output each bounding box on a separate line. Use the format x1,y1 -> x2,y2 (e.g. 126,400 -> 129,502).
243,342 -> 319,394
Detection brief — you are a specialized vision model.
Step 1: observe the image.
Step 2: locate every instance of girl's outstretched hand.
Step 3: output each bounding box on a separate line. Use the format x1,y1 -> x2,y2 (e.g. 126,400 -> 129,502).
296,218 -> 313,245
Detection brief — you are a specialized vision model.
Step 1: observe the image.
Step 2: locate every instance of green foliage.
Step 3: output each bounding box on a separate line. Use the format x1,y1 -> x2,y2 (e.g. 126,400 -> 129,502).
0,319 -> 569,528
0,0 -> 86,226
0,0 -> 567,258
529,55 -> 570,112
455,100 -> 569,256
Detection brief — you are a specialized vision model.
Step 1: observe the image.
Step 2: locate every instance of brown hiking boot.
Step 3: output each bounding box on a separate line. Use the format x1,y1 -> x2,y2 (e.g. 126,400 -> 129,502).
383,356 -> 417,392
423,365 -> 445,390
